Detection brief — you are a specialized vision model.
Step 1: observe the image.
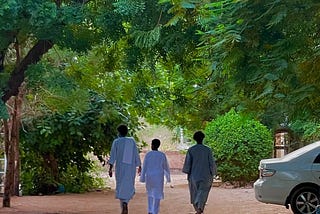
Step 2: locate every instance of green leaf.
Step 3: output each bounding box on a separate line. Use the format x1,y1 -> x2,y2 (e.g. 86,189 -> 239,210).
274,93 -> 286,99
158,0 -> 170,3
266,8 -> 287,29
132,25 -> 161,49
181,2 -> 196,9
255,83 -> 274,100
263,73 -> 279,81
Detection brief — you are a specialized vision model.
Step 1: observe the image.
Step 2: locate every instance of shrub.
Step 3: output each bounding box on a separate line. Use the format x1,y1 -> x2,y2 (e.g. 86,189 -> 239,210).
205,109 -> 273,184
19,92 -> 133,195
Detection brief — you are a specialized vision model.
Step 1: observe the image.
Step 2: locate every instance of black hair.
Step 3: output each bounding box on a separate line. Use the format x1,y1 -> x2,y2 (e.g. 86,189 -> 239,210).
151,138 -> 161,150
193,131 -> 205,143
117,124 -> 128,136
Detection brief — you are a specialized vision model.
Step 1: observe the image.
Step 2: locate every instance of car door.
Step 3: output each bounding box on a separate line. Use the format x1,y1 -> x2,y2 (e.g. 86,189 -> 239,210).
311,153 -> 320,184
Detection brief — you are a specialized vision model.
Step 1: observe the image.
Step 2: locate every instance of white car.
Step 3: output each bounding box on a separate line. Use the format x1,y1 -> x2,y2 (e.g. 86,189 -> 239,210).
254,141 -> 320,214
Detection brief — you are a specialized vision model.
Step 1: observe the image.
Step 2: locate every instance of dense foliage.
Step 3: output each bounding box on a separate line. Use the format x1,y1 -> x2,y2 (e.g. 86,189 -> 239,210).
20,150 -> 106,195
290,120 -> 320,146
20,91 -> 124,194
1,0 -> 320,196
2,1 -> 320,134
194,0 -> 320,130
18,42 -> 147,194
205,109 -> 273,184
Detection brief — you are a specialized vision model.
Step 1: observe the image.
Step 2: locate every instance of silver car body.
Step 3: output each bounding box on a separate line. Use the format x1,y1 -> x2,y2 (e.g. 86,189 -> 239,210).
254,141 -> 320,206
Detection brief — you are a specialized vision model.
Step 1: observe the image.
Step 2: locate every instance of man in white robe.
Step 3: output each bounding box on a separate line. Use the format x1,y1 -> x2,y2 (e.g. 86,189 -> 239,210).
182,131 -> 217,214
140,139 -> 171,214
108,124 -> 141,214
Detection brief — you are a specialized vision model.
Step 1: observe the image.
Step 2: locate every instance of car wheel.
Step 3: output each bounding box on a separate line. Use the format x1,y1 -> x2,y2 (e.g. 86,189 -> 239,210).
290,186 -> 320,214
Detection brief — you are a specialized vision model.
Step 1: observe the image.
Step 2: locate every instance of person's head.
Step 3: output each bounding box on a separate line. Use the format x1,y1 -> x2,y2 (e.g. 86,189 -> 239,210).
151,138 -> 161,151
193,131 -> 205,144
117,124 -> 128,137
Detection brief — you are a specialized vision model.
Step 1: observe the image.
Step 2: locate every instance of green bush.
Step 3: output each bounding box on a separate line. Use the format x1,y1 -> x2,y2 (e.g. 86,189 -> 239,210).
205,109 -> 273,184
59,164 -> 107,194
21,150 -> 108,195
19,91 -> 136,195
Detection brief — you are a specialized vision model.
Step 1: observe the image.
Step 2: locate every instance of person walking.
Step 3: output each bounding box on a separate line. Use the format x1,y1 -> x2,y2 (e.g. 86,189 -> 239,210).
182,131 -> 217,214
140,139 -> 171,214
108,124 -> 142,214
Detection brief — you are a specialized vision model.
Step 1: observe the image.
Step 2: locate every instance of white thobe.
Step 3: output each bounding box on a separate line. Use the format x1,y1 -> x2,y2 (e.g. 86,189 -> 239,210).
108,137 -> 141,201
140,150 -> 171,214
140,150 -> 171,199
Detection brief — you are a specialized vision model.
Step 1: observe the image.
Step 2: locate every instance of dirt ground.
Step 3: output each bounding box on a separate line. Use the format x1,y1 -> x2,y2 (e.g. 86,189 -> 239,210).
0,151 -> 293,214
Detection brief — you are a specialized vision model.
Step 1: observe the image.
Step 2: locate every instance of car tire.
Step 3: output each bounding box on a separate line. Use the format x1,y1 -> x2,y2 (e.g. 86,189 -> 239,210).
290,186 -> 320,214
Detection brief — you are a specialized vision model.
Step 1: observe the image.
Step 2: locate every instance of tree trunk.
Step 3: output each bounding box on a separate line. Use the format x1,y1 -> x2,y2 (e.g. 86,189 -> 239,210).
2,120 -> 13,207
13,43 -> 23,196
13,94 -> 22,196
2,87 -> 23,206
8,115 -> 15,197
43,153 -> 59,182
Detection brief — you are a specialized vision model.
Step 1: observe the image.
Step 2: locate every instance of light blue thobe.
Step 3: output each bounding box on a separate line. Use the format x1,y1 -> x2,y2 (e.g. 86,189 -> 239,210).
109,137 -> 141,201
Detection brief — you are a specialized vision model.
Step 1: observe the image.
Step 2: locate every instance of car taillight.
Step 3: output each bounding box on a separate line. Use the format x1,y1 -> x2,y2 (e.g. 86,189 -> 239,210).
260,168 -> 276,177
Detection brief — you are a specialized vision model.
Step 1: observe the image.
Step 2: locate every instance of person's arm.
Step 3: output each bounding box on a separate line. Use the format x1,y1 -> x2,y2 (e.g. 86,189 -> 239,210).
109,164 -> 113,177
108,140 -> 116,177
164,154 -> 171,183
133,139 -> 142,175
139,161 -> 144,182
182,150 -> 191,175
209,149 -> 217,176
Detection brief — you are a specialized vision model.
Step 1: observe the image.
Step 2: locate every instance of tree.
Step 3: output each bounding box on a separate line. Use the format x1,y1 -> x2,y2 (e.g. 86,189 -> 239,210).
147,0 -> 320,139
0,0 -> 118,206
194,0 -> 320,128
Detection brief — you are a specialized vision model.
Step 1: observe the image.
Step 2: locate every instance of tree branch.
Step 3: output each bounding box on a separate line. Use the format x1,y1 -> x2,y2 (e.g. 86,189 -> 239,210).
2,40 -> 54,102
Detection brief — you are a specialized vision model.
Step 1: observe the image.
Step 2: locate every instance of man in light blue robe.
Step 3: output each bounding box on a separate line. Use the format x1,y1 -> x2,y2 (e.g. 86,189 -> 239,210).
182,131 -> 217,214
108,124 -> 141,214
